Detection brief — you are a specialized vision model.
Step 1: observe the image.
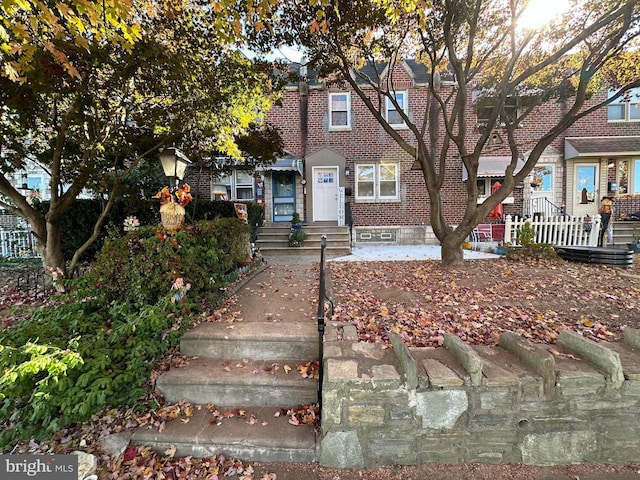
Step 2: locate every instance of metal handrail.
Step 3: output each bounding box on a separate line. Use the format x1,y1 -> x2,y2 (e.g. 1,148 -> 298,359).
316,235 -> 328,410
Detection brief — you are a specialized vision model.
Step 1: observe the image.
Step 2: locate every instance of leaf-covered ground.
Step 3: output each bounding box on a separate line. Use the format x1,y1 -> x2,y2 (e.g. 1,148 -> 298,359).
329,257 -> 640,347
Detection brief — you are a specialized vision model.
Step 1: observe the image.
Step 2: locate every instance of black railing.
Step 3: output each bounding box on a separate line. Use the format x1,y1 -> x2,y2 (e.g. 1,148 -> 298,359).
345,202 -> 354,246
316,235 -> 331,411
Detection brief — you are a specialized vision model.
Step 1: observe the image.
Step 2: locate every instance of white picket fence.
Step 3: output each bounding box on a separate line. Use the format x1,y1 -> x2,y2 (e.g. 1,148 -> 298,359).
0,226 -> 39,258
504,214 -> 600,247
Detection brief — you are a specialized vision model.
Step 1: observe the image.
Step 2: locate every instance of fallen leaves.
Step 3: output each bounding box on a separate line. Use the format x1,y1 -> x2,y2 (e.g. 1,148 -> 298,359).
329,257 -> 640,347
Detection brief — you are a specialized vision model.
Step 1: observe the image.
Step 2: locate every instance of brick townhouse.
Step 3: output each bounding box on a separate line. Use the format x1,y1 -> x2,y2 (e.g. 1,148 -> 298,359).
190,59 -> 640,246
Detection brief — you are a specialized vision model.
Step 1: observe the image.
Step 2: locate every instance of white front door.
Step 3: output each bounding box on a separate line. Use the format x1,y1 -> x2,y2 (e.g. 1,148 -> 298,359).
313,167 -> 339,221
573,163 -> 600,216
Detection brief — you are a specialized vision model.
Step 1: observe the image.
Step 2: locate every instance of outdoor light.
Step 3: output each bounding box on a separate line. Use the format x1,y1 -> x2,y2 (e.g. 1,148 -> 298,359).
20,173 -> 29,190
344,166 -> 351,176
159,147 -> 191,186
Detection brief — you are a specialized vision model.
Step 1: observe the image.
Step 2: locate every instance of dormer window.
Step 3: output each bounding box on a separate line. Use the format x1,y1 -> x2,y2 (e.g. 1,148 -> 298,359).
476,96 -> 518,127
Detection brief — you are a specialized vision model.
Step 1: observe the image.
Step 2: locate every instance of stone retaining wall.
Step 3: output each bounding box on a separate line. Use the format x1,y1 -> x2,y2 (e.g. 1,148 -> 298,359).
319,325 -> 640,467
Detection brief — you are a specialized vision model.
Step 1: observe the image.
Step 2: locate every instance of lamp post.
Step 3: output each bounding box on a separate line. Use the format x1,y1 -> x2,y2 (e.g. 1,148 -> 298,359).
159,147 -> 191,191
157,147 -> 192,230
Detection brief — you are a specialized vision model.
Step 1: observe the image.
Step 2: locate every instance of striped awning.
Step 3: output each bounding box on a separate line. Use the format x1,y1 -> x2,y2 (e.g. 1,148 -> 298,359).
462,156 -> 525,181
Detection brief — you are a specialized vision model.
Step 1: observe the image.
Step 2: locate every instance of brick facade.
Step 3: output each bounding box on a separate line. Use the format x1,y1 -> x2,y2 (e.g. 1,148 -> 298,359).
262,62 -> 640,244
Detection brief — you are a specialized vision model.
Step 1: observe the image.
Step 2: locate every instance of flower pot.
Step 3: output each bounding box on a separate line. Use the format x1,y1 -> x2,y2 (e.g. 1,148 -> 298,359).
160,202 -> 186,230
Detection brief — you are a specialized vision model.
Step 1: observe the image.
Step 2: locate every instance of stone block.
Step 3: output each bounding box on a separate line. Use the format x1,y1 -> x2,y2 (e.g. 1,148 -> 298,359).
444,333 -> 483,386
499,332 -> 556,394
422,358 -> 464,387
624,327 -> 640,350
520,430 -> 597,466
370,364 -> 401,388
417,433 -> 468,464
481,357 -> 520,387
622,379 -> 640,396
558,330 -> 624,389
319,429 -> 364,468
367,435 -> 418,465
347,405 -> 386,424
556,369 -> 606,397
469,412 -> 516,427
416,389 -> 468,429
323,344 -> 343,358
321,388 -> 343,427
389,332 -> 418,389
351,342 -> 386,360
326,358 -> 358,382
479,390 -> 515,410
343,325 -> 358,341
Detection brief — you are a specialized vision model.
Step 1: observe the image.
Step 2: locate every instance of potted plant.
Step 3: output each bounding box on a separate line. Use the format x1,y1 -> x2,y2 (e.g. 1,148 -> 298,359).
288,227 -> 307,247
290,212 -> 303,229
289,212 -> 307,246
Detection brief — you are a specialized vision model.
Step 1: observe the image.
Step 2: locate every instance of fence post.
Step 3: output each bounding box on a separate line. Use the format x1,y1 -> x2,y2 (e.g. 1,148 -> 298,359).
504,214 -> 512,244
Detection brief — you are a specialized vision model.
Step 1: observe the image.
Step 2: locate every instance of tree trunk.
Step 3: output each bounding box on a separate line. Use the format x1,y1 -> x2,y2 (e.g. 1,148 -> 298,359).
440,234 -> 465,266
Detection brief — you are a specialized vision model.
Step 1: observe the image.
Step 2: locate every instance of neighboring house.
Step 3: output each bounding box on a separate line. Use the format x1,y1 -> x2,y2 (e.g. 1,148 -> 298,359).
191,61 -> 640,246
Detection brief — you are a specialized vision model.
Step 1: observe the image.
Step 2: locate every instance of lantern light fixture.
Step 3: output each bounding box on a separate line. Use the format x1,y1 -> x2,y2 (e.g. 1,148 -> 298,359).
159,147 -> 192,186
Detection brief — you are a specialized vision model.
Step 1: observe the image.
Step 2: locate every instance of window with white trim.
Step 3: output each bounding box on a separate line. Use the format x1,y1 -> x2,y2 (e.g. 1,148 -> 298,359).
608,88 -> 640,122
216,170 -> 255,200
355,162 -> 399,201
476,177 -> 515,204
386,91 -> 407,127
617,159 -> 640,194
329,92 -> 351,130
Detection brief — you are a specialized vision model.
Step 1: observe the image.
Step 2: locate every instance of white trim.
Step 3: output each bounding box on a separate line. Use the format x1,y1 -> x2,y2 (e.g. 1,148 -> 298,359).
328,91 -> 352,131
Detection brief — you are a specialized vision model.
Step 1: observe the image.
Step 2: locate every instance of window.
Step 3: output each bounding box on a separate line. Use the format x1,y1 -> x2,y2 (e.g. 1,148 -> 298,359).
608,88 -> 640,122
476,177 -> 515,204
386,91 -> 407,127
329,92 -> 351,130
215,170 -> 254,200
476,96 -> 518,126
355,162 -> 399,201
531,165 -> 553,191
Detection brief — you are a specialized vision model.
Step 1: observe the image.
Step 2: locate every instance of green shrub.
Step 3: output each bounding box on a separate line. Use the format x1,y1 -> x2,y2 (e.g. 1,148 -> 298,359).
0,297 -> 187,449
34,199 -> 263,264
0,218 -> 252,451
84,218 -> 250,307
506,220 -> 557,261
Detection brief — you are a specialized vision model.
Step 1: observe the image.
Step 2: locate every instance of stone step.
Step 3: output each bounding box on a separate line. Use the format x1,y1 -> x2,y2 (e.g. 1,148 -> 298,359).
256,225 -> 352,256
180,321 -> 319,360
156,356 -> 318,406
131,405 -> 318,463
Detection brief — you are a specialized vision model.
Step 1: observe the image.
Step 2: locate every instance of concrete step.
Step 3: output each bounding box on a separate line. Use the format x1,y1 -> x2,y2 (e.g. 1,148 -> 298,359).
131,405 -> 318,462
256,225 -> 352,256
156,356 -> 318,405
180,321 -> 319,360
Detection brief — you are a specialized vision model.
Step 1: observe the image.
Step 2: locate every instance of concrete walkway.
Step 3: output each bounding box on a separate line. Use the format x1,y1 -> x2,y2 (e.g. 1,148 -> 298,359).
328,244 -> 499,262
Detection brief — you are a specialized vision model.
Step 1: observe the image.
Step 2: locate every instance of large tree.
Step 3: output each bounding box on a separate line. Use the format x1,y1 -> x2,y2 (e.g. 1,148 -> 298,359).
259,0 -> 640,265
0,0 -> 279,276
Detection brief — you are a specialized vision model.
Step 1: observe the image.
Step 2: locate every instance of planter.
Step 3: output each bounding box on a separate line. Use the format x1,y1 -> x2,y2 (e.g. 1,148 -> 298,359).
160,202 -> 186,230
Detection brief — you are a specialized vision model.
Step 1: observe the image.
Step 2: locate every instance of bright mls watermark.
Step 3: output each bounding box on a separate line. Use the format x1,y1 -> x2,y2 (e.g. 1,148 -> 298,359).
1,455 -> 77,479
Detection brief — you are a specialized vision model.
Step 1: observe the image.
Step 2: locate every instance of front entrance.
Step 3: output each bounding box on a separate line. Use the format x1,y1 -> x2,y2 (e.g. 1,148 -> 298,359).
573,163 -> 600,216
272,172 -> 296,222
312,167 -> 339,222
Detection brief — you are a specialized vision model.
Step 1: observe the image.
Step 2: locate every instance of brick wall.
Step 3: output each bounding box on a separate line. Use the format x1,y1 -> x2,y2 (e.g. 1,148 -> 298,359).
266,67 -> 640,235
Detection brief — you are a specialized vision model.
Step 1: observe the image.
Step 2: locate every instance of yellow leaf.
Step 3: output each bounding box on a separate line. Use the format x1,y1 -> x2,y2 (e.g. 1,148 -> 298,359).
284,364 -> 292,374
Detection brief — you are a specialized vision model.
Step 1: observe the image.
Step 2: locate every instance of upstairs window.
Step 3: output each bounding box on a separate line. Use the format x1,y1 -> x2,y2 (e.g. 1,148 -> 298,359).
386,91 -> 407,127
608,88 -> 640,122
476,96 -> 518,127
355,162 -> 399,201
329,92 -> 351,130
